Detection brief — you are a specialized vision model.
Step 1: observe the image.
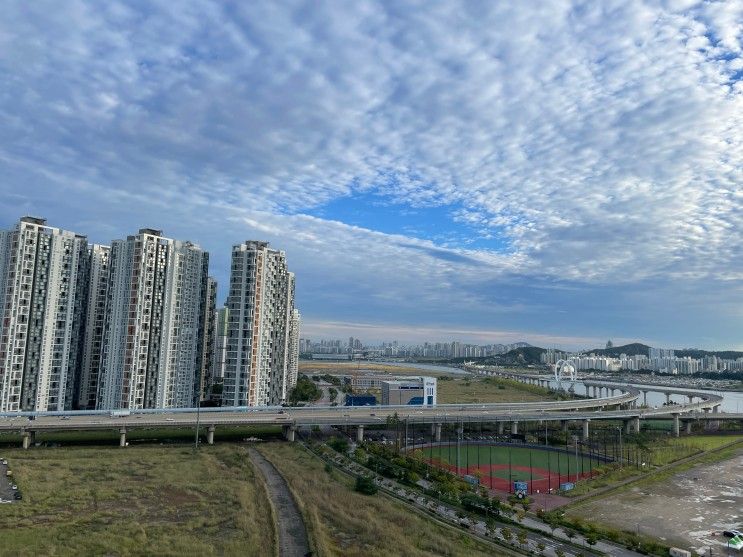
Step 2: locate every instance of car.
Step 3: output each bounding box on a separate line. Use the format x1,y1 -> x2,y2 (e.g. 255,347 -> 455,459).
724,531 -> 743,538
60,416 -> 70,420
277,410 -> 285,414
13,492 -> 21,500
369,413 -> 376,416
10,484 -> 16,490
165,418 -> 175,422
1,460 -> 6,465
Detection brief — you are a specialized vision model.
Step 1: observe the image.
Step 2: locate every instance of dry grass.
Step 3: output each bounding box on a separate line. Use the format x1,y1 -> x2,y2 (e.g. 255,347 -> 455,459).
0,444 -> 275,556
258,442 -> 495,557
437,376 -> 556,404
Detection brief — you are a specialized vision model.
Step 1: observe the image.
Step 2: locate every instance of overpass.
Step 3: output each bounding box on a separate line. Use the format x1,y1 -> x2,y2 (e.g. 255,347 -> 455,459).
0,382 -> 729,448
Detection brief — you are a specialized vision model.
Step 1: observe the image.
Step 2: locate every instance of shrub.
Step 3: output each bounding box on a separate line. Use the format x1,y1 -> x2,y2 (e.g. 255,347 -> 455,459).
354,476 -> 378,495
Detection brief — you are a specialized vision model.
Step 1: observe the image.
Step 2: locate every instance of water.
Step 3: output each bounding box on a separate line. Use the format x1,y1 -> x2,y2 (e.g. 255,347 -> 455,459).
376,360 -> 469,375
548,378 -> 743,413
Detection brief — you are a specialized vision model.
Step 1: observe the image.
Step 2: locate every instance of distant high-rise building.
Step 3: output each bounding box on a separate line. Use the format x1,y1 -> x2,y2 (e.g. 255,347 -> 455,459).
211,307 -> 229,400
97,229 -> 210,410
198,277 -> 217,401
223,241 -> 298,406
286,309 -> 300,392
77,244 -> 111,409
0,217 -> 90,411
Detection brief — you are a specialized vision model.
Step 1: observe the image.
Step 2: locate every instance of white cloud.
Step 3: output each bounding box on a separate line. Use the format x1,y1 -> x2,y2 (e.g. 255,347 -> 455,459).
0,0 -> 741,346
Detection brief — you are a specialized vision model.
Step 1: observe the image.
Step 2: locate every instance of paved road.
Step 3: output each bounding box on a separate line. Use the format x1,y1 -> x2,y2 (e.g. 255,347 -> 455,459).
248,448 -> 310,557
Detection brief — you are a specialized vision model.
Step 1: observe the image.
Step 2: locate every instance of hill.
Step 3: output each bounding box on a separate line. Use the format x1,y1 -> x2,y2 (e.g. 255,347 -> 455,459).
588,343 -> 651,357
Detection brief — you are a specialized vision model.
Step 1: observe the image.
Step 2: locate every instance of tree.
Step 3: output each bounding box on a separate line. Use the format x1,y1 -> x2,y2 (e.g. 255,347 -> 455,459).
501,528 -> 512,543
516,530 -> 528,548
537,542 -> 546,554
354,476 -> 378,495
288,376 -> 322,405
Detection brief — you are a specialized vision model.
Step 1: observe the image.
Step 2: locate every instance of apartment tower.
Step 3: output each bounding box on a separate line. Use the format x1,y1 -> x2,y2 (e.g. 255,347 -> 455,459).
223,241 -> 298,406
0,217 -> 90,412
97,228 -> 210,410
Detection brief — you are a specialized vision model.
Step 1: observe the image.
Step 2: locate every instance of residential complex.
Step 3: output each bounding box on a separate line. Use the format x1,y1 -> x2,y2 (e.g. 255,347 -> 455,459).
0,217 -> 90,412
97,229 -> 211,410
223,241 -> 299,407
0,216 -> 300,412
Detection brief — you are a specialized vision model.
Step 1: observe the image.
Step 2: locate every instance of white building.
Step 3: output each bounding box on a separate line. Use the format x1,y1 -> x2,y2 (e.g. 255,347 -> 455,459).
97,229 -> 210,410
381,377 -> 437,406
0,217 -> 90,411
223,241 -> 299,407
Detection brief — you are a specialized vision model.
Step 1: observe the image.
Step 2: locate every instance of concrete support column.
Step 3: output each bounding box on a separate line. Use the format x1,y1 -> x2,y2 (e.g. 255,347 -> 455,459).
582,419 -> 589,440
356,425 -> 364,443
585,385 -> 590,397
643,391 -> 648,406
672,414 -> 680,437
665,393 -> 672,404
207,425 -> 215,445
624,420 -> 632,435
497,422 -> 504,435
21,431 -> 32,450
434,423 -> 442,442
283,425 -> 296,442
686,421 -> 692,435
633,417 -> 640,433
703,407 -> 710,413
713,405 -> 719,414
687,395 -> 694,404
611,388 -> 616,397
561,420 -> 569,432
119,427 -> 127,447
511,421 -> 519,435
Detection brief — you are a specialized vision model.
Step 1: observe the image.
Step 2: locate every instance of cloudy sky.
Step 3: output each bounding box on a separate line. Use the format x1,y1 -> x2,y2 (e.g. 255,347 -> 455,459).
1,1 -> 742,350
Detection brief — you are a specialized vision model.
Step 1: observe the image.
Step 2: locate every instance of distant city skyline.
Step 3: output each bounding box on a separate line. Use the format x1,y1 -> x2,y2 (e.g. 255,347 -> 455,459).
1,2 -> 742,350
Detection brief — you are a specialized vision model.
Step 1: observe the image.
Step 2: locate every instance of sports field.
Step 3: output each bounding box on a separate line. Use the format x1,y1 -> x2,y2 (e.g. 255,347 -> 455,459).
422,443 -> 604,493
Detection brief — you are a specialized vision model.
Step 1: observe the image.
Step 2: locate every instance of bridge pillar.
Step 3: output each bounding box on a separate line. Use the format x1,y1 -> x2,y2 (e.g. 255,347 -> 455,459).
356,425 -> 364,443
497,421 -> 504,435
561,420 -> 569,432
207,425 -> 215,445
687,395 -> 694,404
713,404 -> 719,414
703,407 -> 710,413
283,425 -> 296,442
21,431 -> 34,450
633,417 -> 640,433
511,421 -> 519,435
685,421 -> 692,435
119,427 -> 127,447
434,423 -> 442,442
585,385 -> 590,397
665,393 -> 672,404
672,414 -> 680,437
611,388 -> 616,397
643,390 -> 648,406
624,420 -> 631,435
582,419 -> 589,440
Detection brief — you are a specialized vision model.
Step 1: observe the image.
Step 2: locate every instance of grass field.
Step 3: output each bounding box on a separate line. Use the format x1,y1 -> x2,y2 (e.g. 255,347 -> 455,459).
437,376 -> 557,404
0,445 -> 275,556
258,442 -> 496,557
421,443 -> 602,492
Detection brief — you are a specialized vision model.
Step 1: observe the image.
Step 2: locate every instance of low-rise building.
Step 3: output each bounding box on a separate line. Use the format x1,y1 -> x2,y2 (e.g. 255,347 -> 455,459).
381,377 -> 437,406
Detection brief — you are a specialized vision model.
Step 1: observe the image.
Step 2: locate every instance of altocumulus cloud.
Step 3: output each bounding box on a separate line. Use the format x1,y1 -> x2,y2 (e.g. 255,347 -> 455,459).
0,1 -> 741,348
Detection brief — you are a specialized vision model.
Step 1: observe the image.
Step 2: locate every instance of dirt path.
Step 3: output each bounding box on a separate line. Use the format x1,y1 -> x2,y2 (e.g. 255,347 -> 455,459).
248,448 -> 311,557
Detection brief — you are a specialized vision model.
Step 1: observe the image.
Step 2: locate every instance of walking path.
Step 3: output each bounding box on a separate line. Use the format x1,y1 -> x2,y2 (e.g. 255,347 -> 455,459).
248,448 -> 311,557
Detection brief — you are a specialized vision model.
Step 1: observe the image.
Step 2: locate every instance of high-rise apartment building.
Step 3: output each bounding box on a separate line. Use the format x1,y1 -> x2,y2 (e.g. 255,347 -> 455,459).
223,241 -> 299,406
286,309 -> 300,393
0,217 -> 90,412
77,244 -> 111,409
211,307 -> 229,398
97,229 -> 210,410
198,277 -> 217,401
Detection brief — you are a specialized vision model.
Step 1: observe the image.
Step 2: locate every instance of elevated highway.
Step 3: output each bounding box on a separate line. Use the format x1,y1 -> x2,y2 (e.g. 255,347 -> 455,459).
0,383 -> 729,448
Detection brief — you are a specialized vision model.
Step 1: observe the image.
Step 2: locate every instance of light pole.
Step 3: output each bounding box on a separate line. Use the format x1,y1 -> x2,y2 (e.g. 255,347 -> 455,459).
616,426 -> 623,470
194,382 -> 202,451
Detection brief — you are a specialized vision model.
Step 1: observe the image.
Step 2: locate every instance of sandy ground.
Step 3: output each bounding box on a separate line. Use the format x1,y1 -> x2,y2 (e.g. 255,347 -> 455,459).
570,449 -> 743,555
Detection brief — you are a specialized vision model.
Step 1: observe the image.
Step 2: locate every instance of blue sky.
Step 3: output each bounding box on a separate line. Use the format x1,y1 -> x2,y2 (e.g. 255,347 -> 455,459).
1,1 -> 742,350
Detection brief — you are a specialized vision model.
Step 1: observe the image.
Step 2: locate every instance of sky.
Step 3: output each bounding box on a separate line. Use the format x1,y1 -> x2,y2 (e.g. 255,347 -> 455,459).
0,1 -> 742,350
